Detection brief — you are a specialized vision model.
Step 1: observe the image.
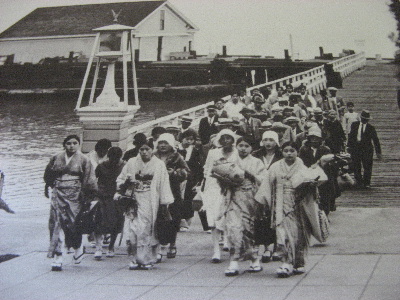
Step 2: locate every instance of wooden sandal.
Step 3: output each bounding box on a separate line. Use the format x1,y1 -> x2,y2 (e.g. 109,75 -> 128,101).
276,264 -> 293,278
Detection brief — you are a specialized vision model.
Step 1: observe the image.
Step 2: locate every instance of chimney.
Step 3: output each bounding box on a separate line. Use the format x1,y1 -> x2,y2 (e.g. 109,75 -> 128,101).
222,45 -> 227,57
284,49 -> 290,60
319,47 -> 324,57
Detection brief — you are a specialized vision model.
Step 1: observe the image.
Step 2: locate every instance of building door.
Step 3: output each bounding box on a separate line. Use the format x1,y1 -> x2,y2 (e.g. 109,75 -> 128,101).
157,36 -> 163,61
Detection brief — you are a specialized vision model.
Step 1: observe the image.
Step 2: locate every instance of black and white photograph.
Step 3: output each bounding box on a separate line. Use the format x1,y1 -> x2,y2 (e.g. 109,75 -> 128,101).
0,0 -> 399,299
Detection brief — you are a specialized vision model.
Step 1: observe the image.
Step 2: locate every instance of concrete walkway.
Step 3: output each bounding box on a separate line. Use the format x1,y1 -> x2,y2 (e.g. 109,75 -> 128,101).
1,206 -> 400,300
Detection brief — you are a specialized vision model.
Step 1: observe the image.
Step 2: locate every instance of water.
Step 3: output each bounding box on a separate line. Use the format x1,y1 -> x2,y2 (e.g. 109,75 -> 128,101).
0,94 -> 208,212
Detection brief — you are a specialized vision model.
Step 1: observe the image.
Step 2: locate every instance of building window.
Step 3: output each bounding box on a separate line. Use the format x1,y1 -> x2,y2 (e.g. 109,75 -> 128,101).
160,10 -> 165,30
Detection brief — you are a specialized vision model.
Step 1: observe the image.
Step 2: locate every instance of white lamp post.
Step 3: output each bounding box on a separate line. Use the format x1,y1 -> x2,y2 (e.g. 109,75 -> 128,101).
75,24 -> 140,152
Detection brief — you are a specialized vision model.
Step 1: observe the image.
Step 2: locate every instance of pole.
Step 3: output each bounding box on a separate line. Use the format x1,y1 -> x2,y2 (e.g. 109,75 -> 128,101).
76,32 -> 100,110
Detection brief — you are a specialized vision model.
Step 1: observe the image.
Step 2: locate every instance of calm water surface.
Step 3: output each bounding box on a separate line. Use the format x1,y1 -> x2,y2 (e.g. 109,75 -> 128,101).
0,94 -> 208,211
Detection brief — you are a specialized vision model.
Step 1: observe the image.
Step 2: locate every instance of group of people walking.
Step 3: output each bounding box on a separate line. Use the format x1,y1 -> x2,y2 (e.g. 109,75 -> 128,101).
43,84 -> 381,278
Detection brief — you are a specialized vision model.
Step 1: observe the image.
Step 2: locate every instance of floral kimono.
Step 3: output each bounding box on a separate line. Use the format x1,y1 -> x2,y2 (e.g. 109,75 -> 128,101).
224,155 -> 266,260
255,157 -> 311,268
44,151 -> 97,258
116,155 -> 173,265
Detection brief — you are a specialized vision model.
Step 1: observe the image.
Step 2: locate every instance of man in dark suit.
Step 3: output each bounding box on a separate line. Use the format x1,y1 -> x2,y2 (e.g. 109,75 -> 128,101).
347,110 -> 382,188
237,107 -> 262,148
198,105 -> 219,145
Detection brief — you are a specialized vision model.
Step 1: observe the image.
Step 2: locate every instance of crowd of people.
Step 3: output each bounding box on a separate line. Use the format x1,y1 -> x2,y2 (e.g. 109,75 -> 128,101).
43,84 -> 382,278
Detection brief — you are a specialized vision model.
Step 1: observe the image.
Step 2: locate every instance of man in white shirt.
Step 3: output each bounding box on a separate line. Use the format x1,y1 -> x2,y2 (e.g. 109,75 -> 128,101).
299,86 -> 317,108
224,92 -> 246,121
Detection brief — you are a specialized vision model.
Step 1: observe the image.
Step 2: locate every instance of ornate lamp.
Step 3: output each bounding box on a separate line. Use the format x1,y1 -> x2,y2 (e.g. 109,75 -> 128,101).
75,23 -> 140,152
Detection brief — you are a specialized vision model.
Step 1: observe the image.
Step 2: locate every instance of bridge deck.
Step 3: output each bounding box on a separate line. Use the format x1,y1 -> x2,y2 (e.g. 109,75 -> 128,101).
336,61 -> 400,207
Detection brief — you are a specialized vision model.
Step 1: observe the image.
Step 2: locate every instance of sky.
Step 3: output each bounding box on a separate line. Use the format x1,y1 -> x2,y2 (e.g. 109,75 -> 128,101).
0,0 -> 397,59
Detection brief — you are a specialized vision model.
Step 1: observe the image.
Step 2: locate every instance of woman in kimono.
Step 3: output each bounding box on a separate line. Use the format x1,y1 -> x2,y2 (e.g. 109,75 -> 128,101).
224,136 -> 266,276
93,147 -> 125,260
44,135 -> 97,271
116,141 -> 174,270
177,129 -> 204,231
202,129 -> 239,263
252,131 -> 283,263
154,133 -> 190,260
255,141 -> 312,277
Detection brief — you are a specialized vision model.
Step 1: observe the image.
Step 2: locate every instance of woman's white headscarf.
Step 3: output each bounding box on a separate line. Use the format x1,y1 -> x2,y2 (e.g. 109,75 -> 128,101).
261,130 -> 280,146
214,129 -> 237,147
156,133 -> 176,149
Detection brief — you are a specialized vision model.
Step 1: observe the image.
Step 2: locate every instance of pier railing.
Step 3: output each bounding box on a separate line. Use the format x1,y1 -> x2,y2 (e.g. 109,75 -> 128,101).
327,52 -> 366,79
127,52 -> 366,145
246,64 -> 327,96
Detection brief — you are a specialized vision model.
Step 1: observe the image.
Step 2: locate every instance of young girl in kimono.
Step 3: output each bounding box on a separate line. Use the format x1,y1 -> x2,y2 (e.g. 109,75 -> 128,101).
93,147 -> 125,260
252,131 -> 283,263
224,136 -> 266,276
177,129 -> 204,232
116,141 -> 174,270
256,141 -> 312,277
202,129 -> 239,263
44,135 -> 97,271
154,133 -> 190,261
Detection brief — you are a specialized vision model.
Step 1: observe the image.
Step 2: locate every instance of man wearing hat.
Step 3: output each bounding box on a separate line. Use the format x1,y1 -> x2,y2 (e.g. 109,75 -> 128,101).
283,116 -> 302,142
199,105 -> 219,145
299,126 -> 331,168
238,107 -> 262,146
327,87 -> 345,120
271,122 -> 290,145
324,109 -> 346,154
249,94 -> 271,122
347,110 -> 382,188
178,116 -> 196,142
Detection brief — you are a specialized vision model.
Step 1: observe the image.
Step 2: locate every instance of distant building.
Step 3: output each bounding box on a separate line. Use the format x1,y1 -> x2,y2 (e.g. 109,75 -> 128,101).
0,0 -> 198,63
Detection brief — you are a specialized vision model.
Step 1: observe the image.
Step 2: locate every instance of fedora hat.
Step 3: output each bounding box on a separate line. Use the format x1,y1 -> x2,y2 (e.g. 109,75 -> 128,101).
360,110 -> 371,120
240,107 -> 255,114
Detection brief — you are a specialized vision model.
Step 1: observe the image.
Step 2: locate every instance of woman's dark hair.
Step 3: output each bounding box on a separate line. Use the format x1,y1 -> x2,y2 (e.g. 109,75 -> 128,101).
180,128 -> 198,141
151,126 -> 166,137
139,140 -> 154,150
107,147 -> 123,160
95,138 -> 112,152
133,133 -> 147,146
236,136 -> 255,148
281,141 -> 299,152
63,134 -> 80,147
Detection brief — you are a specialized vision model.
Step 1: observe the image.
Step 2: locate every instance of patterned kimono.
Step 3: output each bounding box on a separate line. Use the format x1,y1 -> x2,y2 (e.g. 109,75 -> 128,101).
224,155 -> 266,260
44,151 -> 97,258
116,155 -> 173,265
256,158 -> 311,268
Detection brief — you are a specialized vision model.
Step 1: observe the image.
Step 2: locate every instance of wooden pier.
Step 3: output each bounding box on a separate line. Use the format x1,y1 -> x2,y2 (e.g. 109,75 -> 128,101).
337,61 -> 400,207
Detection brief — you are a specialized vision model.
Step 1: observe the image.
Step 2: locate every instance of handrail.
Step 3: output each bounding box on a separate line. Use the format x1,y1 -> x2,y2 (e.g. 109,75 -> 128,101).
127,52 -> 365,144
247,64 -> 327,96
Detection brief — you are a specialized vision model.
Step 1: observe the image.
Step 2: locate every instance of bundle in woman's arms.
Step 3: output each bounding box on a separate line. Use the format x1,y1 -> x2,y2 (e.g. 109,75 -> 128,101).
211,162 -> 245,187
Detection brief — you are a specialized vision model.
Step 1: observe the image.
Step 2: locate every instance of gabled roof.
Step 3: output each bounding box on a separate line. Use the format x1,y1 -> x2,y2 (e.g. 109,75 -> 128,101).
0,1 -> 194,39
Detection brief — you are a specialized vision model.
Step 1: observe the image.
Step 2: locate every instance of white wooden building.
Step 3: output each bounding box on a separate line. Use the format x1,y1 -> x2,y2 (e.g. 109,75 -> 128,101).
0,1 -> 198,63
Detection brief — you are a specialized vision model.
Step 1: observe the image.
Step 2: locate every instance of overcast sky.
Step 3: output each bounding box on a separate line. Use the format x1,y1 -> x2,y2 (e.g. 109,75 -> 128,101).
0,0 -> 397,59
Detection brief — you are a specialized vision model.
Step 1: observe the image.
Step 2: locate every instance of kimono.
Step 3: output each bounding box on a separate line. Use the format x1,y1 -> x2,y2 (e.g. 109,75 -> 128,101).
44,151 -> 97,258
202,148 -> 240,229
116,155 -> 173,265
154,151 -> 190,231
95,160 -> 125,234
177,145 -> 204,219
255,158 -> 312,268
224,155 -> 266,260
